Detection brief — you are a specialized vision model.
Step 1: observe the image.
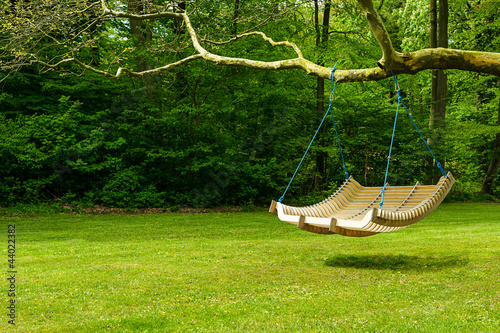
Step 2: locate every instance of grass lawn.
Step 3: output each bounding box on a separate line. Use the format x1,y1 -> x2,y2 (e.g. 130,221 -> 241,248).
1,203 -> 499,332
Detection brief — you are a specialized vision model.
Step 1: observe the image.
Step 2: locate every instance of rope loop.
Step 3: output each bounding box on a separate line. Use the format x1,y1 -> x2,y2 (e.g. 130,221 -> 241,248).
329,64 -> 337,101
394,73 -> 401,92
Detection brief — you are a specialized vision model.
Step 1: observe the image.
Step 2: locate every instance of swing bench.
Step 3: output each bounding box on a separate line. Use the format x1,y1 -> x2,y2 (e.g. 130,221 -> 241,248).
270,67 -> 454,237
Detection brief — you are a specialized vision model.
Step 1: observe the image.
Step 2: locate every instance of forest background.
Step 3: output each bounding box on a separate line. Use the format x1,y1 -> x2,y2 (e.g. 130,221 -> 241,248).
0,0 -> 499,210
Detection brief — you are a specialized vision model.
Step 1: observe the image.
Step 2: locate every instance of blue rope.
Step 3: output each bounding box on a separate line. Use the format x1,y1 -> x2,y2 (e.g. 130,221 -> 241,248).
278,98 -> 331,203
329,66 -> 349,180
380,72 -> 448,211
379,82 -> 400,210
391,72 -> 447,178
278,65 -> 347,203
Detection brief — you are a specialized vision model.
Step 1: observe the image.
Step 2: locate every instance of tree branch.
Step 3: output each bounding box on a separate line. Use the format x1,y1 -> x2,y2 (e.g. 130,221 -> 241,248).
356,0 -> 401,70
31,54 -> 203,79
203,31 -> 304,58
2,0 -> 500,84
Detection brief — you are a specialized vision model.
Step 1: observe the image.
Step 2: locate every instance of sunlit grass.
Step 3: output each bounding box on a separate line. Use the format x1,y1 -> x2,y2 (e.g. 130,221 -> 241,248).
1,203 -> 499,332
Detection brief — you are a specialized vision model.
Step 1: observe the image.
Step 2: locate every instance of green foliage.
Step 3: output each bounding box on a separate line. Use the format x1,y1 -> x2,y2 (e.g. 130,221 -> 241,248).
101,168 -> 166,208
395,0 -> 430,51
0,202 -> 67,217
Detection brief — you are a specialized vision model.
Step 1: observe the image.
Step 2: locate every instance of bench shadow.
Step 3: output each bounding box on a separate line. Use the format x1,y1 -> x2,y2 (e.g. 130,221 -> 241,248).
324,254 -> 468,271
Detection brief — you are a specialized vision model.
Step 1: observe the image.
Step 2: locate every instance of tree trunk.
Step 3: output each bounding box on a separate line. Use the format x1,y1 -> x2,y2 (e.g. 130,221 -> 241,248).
427,0 -> 447,184
128,0 -> 153,73
426,0 -> 437,184
430,0 -> 437,49
314,1 -> 331,191
436,0 -> 448,176
480,97 -> 500,194
438,0 -> 448,49
232,0 -> 240,36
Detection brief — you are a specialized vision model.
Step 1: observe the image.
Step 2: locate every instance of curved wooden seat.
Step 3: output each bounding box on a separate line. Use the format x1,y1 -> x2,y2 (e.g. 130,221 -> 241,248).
269,172 -> 455,237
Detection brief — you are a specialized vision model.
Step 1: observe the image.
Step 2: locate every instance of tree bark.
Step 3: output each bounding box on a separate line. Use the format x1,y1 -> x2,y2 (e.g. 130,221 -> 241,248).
314,1 -> 331,190
314,2 -> 331,116
427,0 -> 447,183
436,0 -> 448,177
128,0 -> 153,73
430,0 -> 437,50
427,0 -> 437,183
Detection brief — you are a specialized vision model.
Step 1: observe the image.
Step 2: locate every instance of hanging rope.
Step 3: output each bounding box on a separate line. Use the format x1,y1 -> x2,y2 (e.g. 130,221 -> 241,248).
329,65 -> 349,180
390,73 -> 447,178
379,72 -> 448,211
379,78 -> 401,210
278,64 -> 347,203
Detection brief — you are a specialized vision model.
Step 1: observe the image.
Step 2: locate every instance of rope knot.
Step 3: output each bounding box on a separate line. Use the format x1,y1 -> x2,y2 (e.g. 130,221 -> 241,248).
330,63 -> 337,84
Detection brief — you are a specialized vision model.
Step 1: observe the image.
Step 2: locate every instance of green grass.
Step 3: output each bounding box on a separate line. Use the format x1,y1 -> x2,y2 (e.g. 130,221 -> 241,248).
1,203 -> 499,332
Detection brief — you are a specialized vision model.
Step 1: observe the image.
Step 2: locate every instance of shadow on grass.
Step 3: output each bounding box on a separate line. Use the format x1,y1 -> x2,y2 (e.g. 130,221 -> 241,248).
325,254 -> 468,271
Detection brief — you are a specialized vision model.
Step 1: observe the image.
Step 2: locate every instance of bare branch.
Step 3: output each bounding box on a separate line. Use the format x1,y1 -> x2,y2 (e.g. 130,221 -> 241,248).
204,31 -> 304,59
356,0 -> 401,70
30,54 -> 204,79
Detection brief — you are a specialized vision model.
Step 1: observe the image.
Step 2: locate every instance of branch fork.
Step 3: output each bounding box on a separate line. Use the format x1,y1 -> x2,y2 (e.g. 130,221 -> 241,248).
3,0 -> 500,83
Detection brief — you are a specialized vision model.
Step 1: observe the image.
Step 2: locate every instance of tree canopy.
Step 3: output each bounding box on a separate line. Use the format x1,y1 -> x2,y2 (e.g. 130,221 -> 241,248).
1,0 -> 500,83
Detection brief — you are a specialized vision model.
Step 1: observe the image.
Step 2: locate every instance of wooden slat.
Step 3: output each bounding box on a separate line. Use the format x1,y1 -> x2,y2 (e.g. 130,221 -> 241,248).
271,173 -> 455,237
